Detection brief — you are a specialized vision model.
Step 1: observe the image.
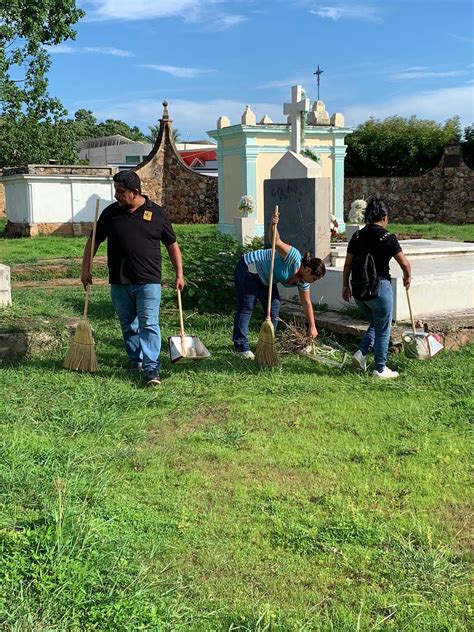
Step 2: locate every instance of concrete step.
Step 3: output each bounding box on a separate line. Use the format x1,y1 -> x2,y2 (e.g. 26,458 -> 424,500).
281,303 -> 474,351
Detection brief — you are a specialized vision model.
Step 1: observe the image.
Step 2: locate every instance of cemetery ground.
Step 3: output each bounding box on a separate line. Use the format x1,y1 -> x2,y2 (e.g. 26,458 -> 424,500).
0,222 -> 472,630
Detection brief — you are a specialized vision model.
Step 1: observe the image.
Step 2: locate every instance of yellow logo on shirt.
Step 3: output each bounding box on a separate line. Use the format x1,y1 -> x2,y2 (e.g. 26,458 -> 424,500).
143,210 -> 153,221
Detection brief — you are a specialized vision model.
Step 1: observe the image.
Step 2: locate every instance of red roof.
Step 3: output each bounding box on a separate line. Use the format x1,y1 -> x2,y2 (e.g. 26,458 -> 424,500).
178,149 -> 216,166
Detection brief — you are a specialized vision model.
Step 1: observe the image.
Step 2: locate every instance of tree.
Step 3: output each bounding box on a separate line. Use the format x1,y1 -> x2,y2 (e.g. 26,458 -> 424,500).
0,1 -> 85,166
145,124 -> 181,144
345,115 -> 462,177
94,119 -> 148,142
462,124 -> 474,168
73,109 -> 98,141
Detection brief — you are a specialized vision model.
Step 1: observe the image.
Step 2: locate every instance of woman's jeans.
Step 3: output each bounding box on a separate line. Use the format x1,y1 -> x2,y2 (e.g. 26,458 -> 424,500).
233,257 -> 280,352
111,284 -> 161,373
354,279 -> 393,372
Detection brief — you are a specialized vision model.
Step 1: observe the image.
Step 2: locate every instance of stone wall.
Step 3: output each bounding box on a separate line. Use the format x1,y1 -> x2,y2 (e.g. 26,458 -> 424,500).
344,143 -> 474,224
3,165 -> 115,177
135,101 -> 218,223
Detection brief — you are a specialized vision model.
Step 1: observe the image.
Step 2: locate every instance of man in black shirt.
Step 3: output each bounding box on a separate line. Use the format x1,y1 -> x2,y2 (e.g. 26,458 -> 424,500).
81,170 -> 185,386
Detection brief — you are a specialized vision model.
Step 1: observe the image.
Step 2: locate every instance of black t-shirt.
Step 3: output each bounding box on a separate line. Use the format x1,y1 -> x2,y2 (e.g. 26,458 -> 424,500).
94,197 -> 177,284
347,224 -> 402,280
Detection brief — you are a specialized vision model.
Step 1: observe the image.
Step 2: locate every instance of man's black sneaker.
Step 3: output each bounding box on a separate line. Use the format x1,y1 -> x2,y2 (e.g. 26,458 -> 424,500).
145,371 -> 161,386
129,362 -> 143,372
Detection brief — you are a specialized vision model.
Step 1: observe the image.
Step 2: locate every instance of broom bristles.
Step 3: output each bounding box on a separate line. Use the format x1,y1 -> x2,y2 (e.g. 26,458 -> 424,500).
255,319 -> 279,367
64,318 -> 98,372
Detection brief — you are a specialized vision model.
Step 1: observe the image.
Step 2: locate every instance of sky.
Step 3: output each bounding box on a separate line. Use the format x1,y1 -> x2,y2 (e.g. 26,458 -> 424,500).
44,0 -> 474,141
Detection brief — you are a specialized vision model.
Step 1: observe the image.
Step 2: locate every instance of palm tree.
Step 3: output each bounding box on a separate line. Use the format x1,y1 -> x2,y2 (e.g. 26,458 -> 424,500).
145,124 -> 181,144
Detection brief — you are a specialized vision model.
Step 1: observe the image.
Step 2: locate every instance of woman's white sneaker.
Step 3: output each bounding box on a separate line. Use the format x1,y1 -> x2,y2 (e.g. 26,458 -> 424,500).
352,350 -> 367,371
235,350 -> 255,360
373,367 -> 399,379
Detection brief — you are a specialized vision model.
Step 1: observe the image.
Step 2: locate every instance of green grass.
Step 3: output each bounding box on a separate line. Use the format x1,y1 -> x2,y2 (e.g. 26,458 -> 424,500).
389,222 -> 474,242
0,220 -> 215,265
2,219 -> 473,267
0,283 -> 472,630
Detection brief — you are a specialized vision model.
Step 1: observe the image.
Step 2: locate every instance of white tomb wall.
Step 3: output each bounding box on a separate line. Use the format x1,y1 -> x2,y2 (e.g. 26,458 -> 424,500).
4,174 -> 114,232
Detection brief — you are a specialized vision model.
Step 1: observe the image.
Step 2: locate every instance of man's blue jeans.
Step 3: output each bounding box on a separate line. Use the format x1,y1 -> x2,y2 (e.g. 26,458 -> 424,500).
354,279 -> 393,372
233,257 -> 280,352
111,284 -> 162,373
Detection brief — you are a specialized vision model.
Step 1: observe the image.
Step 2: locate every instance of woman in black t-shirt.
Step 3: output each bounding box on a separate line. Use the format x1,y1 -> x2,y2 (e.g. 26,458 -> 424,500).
342,198 -> 412,379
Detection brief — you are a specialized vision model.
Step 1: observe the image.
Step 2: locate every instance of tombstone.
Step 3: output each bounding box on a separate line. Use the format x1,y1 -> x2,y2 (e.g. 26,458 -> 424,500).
0,264 -> 12,307
264,86 -> 331,262
259,114 -> 273,124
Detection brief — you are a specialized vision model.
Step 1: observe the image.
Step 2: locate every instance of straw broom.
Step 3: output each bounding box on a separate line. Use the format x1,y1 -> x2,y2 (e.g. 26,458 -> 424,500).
255,206 -> 280,367
63,199 -> 100,372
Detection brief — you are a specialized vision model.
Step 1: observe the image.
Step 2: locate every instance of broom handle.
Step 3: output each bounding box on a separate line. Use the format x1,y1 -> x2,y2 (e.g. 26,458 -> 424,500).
177,288 -> 187,357
177,289 -> 185,337
83,199 -> 100,318
266,206 -> 278,320
406,287 -> 416,336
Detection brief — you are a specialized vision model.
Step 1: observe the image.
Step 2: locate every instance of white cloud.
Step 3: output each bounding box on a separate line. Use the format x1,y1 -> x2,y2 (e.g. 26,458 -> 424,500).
310,4 -> 381,22
391,69 -> 469,80
83,46 -> 133,57
44,44 -> 77,54
82,0 -> 246,29
258,77 -> 308,89
344,84 -> 474,127
141,64 -> 215,79
218,14 -> 247,29
45,44 -> 133,57
90,98 -> 284,136
83,0 -> 198,21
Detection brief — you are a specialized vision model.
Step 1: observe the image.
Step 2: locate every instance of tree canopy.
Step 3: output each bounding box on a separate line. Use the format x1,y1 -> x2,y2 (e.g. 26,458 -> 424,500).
461,123 -> 474,168
345,115 -> 462,177
0,0 -> 85,166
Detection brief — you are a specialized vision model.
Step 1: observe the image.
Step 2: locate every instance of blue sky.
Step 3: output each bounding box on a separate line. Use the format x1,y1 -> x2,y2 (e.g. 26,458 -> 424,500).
45,0 -> 474,141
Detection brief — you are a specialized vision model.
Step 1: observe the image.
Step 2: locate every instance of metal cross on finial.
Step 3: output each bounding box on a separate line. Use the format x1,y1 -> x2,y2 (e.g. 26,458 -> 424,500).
313,65 -> 324,101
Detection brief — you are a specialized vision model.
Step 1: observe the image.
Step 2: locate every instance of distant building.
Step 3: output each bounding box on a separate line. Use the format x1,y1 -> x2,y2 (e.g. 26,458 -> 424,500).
79,135 -> 218,176
79,135 -> 152,167
175,140 -> 217,177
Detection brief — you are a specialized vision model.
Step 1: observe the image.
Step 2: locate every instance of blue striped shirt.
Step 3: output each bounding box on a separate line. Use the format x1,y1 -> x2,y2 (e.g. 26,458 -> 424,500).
244,246 -> 310,292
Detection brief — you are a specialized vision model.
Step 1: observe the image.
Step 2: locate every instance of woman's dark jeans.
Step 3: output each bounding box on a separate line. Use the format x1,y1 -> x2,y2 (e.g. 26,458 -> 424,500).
232,257 -> 280,352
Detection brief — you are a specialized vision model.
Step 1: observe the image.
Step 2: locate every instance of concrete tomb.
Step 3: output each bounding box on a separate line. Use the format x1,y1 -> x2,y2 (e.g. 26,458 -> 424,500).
0,264 -> 12,307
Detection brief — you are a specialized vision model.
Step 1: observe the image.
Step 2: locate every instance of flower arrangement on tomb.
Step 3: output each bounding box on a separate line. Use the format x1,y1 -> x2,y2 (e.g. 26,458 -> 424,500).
237,195 -> 255,217
348,199 -> 367,224
330,213 -> 339,237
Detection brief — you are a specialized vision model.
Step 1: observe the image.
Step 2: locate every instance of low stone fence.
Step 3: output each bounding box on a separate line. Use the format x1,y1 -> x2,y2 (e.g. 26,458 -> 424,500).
344,143 -> 474,224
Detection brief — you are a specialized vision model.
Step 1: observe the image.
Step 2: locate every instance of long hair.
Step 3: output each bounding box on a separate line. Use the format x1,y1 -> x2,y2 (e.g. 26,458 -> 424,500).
301,252 -> 326,279
364,197 -> 390,223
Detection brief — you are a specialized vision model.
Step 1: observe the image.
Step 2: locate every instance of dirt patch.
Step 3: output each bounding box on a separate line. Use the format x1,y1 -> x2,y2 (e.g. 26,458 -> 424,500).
146,402 -> 232,447
13,278 -> 109,288
395,233 -> 424,240
440,503 -> 473,555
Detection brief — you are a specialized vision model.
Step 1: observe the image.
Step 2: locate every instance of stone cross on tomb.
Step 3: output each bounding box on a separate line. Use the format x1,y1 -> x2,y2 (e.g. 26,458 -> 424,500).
283,85 -> 310,154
